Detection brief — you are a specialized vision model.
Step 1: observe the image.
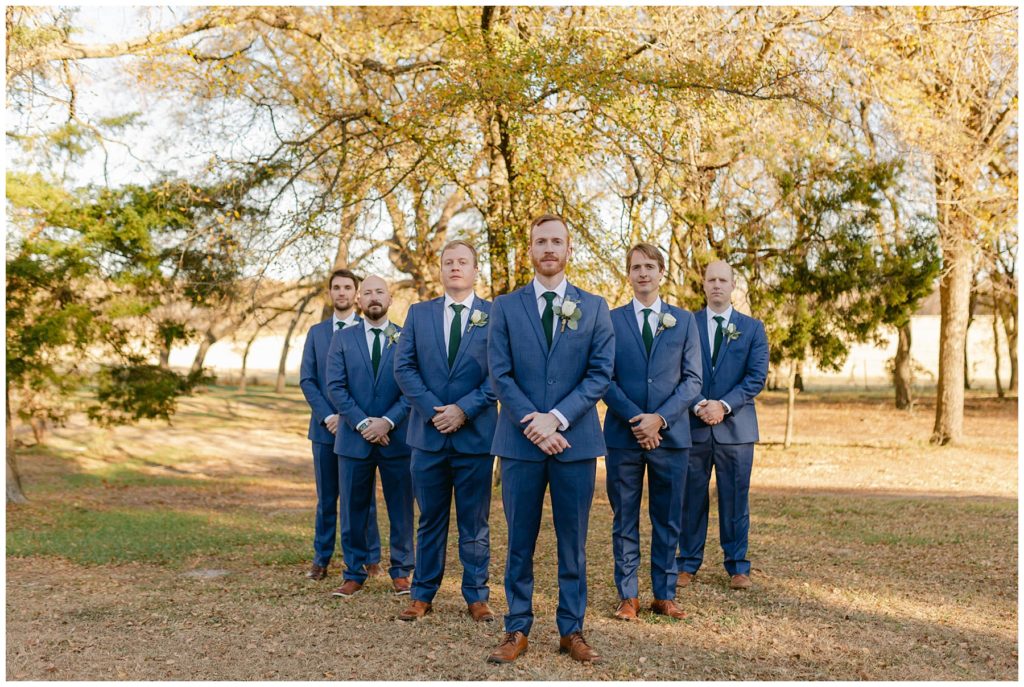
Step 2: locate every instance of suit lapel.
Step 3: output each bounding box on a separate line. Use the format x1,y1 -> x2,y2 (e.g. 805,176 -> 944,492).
620,305 -> 647,362
377,327 -> 398,383
430,297 -> 448,365
548,283 -> 579,359
648,304 -> 670,361
450,295 -> 481,375
519,286 -> 549,353
354,324 -> 375,382
713,310 -> 742,377
695,308 -> 712,380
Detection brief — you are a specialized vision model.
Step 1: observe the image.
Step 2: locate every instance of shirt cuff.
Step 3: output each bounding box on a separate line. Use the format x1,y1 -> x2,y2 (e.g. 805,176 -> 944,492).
550,409 -> 569,431
322,414 -> 338,427
720,400 -> 732,415
657,414 -> 668,429
382,416 -> 395,430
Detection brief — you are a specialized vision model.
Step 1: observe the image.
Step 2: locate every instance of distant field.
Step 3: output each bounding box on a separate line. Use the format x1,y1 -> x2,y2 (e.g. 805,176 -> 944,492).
6,386 -> 1017,680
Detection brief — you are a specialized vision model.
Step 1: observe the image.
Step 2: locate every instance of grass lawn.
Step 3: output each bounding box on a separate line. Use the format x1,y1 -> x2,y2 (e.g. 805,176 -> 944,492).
5,385 -> 1017,680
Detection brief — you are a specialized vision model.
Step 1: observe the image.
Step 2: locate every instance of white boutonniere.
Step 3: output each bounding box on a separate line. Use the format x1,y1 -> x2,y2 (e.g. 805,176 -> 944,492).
554,298 -> 583,332
467,310 -> 488,330
383,323 -> 401,347
724,323 -> 741,341
655,311 -> 677,336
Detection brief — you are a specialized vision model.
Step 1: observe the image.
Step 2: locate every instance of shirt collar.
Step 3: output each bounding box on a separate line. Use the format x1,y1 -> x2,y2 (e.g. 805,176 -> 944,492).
364,318 -> 391,334
632,296 -> 662,316
332,312 -> 359,329
443,292 -> 476,312
532,277 -> 567,301
708,304 -> 733,324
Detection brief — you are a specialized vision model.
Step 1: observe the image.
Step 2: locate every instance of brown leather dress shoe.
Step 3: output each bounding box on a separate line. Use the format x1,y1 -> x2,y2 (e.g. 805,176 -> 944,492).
651,599 -> 687,619
392,576 -> 412,595
730,574 -> 752,590
332,579 -> 363,597
487,631 -> 528,664
398,599 -> 432,621
559,632 -> 602,663
467,601 -> 495,622
305,563 -> 328,580
365,562 -> 385,577
677,571 -> 695,588
613,598 -> 640,621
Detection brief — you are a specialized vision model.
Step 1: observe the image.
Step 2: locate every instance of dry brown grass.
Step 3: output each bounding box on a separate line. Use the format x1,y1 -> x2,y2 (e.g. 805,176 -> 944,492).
6,386 -> 1017,680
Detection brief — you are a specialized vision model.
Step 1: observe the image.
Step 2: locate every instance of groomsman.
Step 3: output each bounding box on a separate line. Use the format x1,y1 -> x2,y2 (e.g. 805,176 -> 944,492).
677,260 -> 769,590
394,240 -> 498,622
327,275 -> 415,597
603,244 -> 702,621
486,214 -> 614,665
298,268 -> 382,580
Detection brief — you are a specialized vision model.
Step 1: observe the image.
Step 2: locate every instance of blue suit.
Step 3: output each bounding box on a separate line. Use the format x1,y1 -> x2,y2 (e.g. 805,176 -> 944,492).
489,282 -> 614,637
298,317 -> 380,568
603,302 -> 702,601
326,322 -> 414,583
394,295 -> 498,605
678,308 -> 769,577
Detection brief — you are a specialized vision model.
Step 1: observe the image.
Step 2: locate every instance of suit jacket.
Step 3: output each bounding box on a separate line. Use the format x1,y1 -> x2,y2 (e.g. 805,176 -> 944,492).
299,316 -> 361,444
394,295 -> 498,454
326,322 -> 410,459
488,282 -> 614,462
689,308 -> 769,445
603,302 -> 703,449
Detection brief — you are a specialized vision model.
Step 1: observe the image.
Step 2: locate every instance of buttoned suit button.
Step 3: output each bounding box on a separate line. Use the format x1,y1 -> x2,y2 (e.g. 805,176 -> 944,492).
647,378 -> 653,384
547,379 -> 555,385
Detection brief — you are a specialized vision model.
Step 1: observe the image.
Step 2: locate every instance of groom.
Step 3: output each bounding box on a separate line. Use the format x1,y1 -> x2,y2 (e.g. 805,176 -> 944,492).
486,214 -> 614,665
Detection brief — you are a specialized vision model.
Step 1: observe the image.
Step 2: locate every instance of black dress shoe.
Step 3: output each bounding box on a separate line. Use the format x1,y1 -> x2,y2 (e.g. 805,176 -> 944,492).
305,563 -> 328,580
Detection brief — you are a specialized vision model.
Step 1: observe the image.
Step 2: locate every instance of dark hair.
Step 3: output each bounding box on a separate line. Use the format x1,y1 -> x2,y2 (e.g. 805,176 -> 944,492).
626,242 -> 666,272
328,268 -> 360,291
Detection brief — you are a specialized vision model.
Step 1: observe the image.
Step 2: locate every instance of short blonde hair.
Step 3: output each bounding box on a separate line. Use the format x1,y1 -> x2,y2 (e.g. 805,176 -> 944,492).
440,239 -> 479,267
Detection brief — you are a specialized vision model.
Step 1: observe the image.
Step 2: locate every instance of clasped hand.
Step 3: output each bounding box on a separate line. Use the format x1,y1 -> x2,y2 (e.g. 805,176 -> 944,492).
359,417 -> 392,445
629,413 -> 663,451
695,400 -> 726,425
521,411 -> 571,456
432,404 -> 467,434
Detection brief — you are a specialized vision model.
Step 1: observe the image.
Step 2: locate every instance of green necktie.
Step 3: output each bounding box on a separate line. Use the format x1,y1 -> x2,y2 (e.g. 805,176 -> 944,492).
541,292 -> 556,348
448,303 -> 465,368
641,308 -> 654,356
336,321 -> 345,330
370,327 -> 382,375
711,315 -> 724,368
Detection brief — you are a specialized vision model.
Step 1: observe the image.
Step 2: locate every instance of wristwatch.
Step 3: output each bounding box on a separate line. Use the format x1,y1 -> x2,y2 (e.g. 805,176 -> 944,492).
356,418 -> 372,432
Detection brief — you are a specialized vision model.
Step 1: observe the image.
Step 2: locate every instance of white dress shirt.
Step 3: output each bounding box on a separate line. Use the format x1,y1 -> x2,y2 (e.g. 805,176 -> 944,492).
632,296 -> 663,334
362,318 -> 394,429
530,276 -> 569,430
443,292 -> 476,357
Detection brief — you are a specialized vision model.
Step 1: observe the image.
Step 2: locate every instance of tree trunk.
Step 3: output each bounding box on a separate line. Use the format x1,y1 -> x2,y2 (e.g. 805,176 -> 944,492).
276,289 -> 319,393
783,361 -> 797,449
963,273 -> 978,390
893,322 -> 913,409
238,333 -> 258,393
191,330 -> 216,374
991,288 -> 1004,399
6,386 -> 28,504
932,241 -> 973,445
998,297 -> 1018,394
158,343 -> 171,369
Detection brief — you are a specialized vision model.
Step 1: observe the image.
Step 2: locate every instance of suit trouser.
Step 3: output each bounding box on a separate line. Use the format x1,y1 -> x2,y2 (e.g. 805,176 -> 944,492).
338,448 -> 415,583
500,456 -> 596,637
311,441 -> 380,567
605,446 -> 687,601
409,447 -> 494,605
677,437 -> 754,576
